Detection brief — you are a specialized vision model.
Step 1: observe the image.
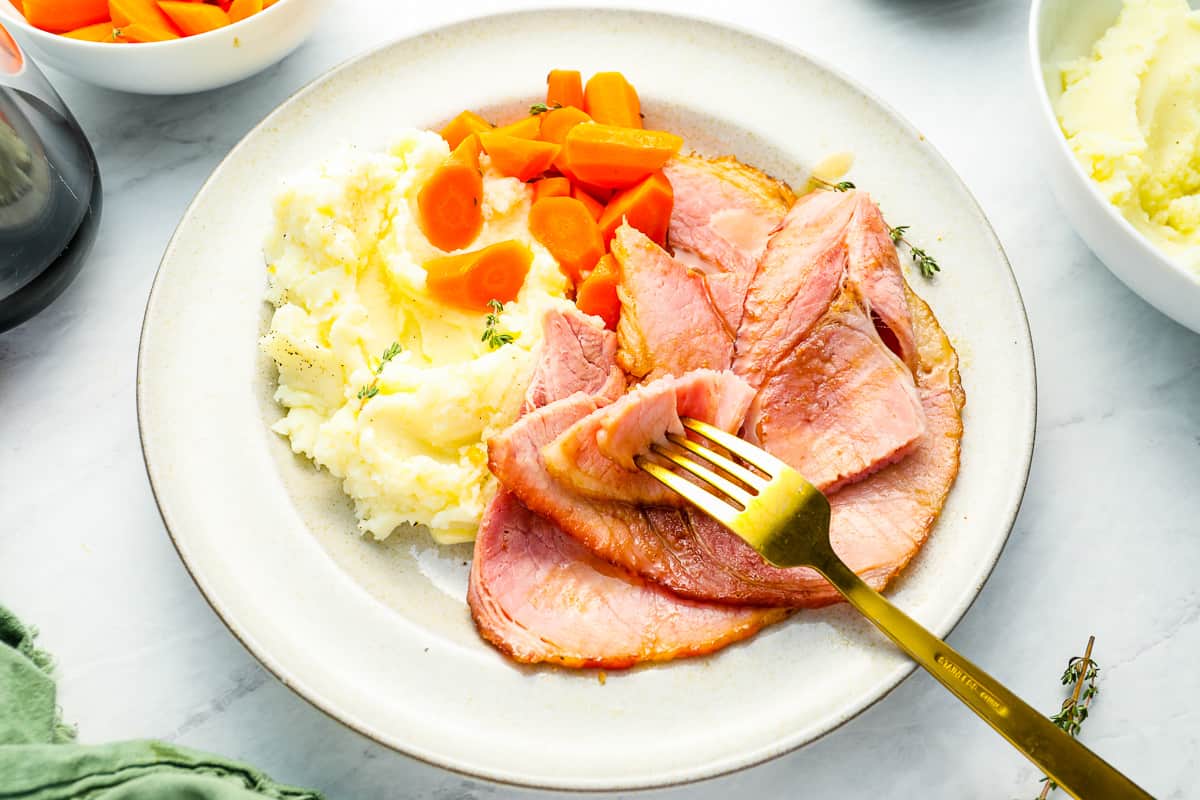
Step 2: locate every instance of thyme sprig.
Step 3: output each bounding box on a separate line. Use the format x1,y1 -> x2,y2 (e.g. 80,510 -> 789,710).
529,102 -> 563,116
1037,636 -> 1099,798
356,341 -> 402,401
810,177 -> 941,279
482,299 -> 515,350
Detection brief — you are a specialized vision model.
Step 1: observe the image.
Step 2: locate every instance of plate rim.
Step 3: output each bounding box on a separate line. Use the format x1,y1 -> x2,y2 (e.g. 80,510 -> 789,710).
136,7 -> 1038,791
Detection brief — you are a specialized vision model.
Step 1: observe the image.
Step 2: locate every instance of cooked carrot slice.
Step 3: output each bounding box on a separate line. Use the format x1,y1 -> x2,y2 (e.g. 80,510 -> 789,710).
478,132 -> 560,182
227,0 -> 259,22
23,0 -> 109,32
424,240 -> 532,312
61,19 -> 118,40
532,176 -> 571,203
571,185 -> 604,221
597,171 -> 673,245
575,253 -> 621,330
546,69 -> 583,109
492,115 -> 541,141
562,123 -> 682,189
584,72 -> 642,129
158,0 -> 227,34
114,20 -> 178,40
529,196 -> 605,283
538,106 -> 590,147
418,137 -> 484,252
109,0 -> 177,34
440,110 -> 493,150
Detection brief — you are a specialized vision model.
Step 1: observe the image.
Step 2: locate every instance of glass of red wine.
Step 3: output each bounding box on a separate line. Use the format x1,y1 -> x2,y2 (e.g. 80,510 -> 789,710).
0,23 -> 101,333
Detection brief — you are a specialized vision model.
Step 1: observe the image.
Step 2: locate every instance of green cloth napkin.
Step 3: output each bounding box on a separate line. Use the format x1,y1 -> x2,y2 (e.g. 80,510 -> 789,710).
0,606 -> 323,800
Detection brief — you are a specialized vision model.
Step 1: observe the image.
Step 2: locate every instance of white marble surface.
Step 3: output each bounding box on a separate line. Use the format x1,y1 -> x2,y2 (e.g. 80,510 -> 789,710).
1,0 -> 1198,797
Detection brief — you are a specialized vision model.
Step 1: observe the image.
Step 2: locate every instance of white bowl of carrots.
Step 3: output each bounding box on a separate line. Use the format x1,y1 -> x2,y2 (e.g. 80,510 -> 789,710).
0,0 -> 326,94
426,70 -> 681,327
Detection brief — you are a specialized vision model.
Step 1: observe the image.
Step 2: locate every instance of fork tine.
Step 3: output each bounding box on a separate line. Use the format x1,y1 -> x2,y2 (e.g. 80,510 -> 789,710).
650,441 -> 755,507
681,418 -> 790,475
665,433 -> 768,491
636,457 -> 740,527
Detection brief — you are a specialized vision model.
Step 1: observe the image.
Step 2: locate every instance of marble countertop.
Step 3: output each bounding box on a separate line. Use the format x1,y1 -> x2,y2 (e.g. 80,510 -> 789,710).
2,0 -> 1198,797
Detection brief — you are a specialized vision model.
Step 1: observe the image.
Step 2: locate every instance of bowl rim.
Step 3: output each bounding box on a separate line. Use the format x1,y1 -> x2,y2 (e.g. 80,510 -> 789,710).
1026,0 -> 1199,290
0,0 -> 296,50
136,6 -> 1037,791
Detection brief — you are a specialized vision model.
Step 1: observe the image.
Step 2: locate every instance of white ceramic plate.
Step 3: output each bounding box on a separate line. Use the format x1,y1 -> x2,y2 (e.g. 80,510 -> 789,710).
138,10 -> 1035,791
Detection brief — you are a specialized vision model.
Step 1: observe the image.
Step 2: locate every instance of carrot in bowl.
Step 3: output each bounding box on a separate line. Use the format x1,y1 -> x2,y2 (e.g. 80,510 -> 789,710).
424,240 -> 532,312
546,69 -> 584,109
584,72 -> 641,129
109,0 -> 178,35
440,110 -> 493,149
158,1 -> 228,35
418,136 -> 484,252
478,131 -> 560,182
22,0 -> 109,33
529,196 -> 605,283
575,253 -> 621,330
532,176 -> 571,203
597,170 -> 673,245
562,123 -> 683,189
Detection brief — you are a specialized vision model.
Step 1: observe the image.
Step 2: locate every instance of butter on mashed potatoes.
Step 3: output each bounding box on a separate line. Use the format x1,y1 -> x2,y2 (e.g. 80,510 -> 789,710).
261,129 -> 571,544
1056,0 -> 1200,272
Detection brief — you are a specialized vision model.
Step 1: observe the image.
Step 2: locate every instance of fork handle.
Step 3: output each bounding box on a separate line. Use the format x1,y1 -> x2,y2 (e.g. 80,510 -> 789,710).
813,554 -> 1153,800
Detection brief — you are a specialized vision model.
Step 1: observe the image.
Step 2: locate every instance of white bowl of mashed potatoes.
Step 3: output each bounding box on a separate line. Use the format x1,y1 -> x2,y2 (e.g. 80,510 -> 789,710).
1030,0 -> 1200,333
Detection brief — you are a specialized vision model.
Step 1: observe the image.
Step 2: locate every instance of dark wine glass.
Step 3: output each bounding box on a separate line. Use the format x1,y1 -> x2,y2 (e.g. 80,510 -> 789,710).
0,23 -> 101,333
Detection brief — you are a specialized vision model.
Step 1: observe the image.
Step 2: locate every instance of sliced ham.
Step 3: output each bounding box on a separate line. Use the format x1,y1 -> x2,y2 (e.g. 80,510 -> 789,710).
489,271 -> 963,608
612,225 -> 733,382
469,309 -> 782,667
468,492 -> 787,669
543,370 -> 754,506
847,195 -> 919,371
663,154 -> 795,331
732,189 -> 858,389
741,284 -> 925,492
524,306 -> 625,412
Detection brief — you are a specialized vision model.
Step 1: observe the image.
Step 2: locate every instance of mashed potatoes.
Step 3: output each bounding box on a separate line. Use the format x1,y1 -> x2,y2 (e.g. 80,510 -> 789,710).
1056,0 -> 1200,272
262,129 -> 571,543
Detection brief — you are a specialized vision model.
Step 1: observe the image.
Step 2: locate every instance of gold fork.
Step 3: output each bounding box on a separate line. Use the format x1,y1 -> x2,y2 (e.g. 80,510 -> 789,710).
638,418 -> 1152,800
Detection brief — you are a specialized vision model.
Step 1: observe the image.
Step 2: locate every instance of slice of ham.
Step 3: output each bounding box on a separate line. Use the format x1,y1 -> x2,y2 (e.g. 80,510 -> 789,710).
524,306 -> 625,412
847,195 -> 919,371
469,309 -> 783,667
468,492 -> 787,669
543,370 -> 754,506
489,278 -> 963,607
663,154 -> 795,331
613,225 -> 734,381
732,189 -> 858,389
741,284 -> 926,492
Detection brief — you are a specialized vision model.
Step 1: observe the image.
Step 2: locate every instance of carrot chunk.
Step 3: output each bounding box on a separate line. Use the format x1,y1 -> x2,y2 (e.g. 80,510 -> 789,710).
440,110 -> 493,150
538,106 -> 590,147
157,0 -> 227,34
562,123 -> 682,189
492,115 -> 542,141
418,137 -> 485,252
529,196 -> 605,283
546,69 -> 584,109
532,176 -> 571,203
571,185 -> 604,221
424,240 -> 532,312
114,20 -> 177,39
597,171 -> 674,245
575,253 -> 621,330
478,132 -> 560,182
584,72 -> 642,129
23,0 -> 109,32
61,19 -> 118,40
109,0 -> 177,34
226,0 -> 259,22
